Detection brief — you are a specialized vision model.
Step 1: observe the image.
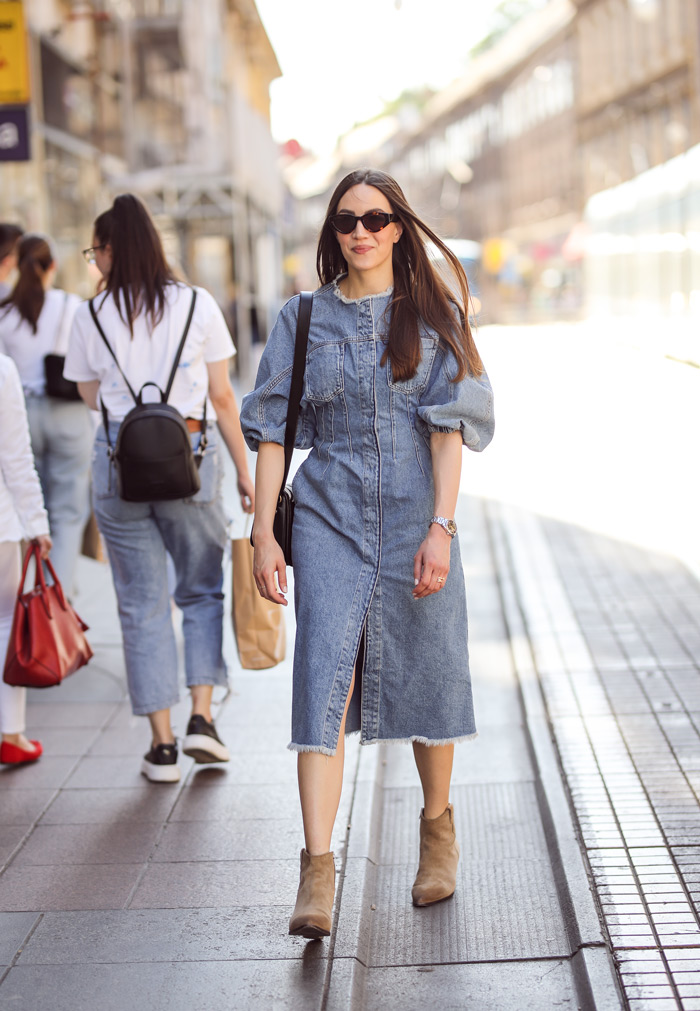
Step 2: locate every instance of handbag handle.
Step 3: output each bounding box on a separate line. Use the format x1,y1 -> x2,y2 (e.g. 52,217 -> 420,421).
19,545 -> 68,619
280,291 -> 313,498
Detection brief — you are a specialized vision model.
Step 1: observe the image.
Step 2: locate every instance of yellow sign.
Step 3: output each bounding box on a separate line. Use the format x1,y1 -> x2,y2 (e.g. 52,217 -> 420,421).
0,2 -> 30,105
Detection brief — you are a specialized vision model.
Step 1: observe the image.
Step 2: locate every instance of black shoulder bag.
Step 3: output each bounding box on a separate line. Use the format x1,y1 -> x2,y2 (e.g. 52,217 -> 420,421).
44,293 -> 81,401
253,291 -> 313,566
89,289 -> 206,503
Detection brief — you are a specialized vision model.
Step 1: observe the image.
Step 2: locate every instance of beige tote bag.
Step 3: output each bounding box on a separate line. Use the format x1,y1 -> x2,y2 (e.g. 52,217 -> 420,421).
231,525 -> 286,670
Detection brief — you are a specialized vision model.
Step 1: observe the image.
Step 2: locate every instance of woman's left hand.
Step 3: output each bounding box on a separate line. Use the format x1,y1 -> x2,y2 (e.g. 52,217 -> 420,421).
413,526 -> 451,598
237,472 -> 255,514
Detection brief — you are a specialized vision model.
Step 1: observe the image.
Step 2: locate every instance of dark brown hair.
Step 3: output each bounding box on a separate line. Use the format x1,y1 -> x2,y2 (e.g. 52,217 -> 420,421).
0,223 -> 24,263
0,234 -> 53,333
317,168 -> 483,381
93,193 -> 176,335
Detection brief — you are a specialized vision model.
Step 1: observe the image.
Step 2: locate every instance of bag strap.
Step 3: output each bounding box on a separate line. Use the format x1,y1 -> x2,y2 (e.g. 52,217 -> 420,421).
89,297 -> 139,403
164,288 -> 197,402
280,291 -> 313,496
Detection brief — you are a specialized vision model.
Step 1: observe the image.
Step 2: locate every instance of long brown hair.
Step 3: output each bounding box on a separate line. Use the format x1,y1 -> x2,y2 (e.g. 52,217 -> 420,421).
317,169 -> 483,381
0,234 -> 53,333
93,193 -> 176,335
0,223 -> 24,263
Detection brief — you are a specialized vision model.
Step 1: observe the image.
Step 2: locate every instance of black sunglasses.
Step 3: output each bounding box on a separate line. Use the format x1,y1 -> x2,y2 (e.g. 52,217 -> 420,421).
330,212 -> 398,234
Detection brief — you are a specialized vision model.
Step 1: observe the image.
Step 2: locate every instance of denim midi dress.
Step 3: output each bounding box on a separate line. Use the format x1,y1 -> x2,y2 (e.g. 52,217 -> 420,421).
240,279 -> 494,755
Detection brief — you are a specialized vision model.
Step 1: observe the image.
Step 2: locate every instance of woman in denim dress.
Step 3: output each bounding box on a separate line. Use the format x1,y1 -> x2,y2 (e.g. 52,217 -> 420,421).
240,169 -> 494,937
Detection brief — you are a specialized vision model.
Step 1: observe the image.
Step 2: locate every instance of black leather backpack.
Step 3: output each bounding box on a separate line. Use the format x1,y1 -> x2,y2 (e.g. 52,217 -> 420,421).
89,289 -> 206,503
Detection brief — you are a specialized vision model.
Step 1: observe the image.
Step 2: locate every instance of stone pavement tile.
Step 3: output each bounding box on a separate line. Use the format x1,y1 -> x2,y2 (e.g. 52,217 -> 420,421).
87,723 -> 153,756
0,913 -> 40,966
0,756 -> 79,791
1,790 -> 55,827
24,664 -> 126,704
0,863 -> 142,911
16,908 -> 324,964
129,859 -> 299,909
0,826 -> 28,866
152,818 -> 304,862
170,782 -> 301,822
326,957 -> 581,1011
183,753 -> 297,788
25,726 -> 100,757
39,787 -> 179,824
62,754 -> 195,789
11,822 -> 162,866
0,958 -> 327,1011
24,701 -> 118,729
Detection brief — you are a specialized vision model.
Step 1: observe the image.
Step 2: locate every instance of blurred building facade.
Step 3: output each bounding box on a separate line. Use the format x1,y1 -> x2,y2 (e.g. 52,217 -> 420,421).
286,0 -> 700,329
0,0 -> 283,374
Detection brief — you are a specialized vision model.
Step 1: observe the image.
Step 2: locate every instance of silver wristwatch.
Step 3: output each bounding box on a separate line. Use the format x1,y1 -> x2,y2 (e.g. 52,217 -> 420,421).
430,515 -> 457,538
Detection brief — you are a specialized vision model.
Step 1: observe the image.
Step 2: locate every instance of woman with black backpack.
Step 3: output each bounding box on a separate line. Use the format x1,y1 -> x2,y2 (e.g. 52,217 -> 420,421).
64,194 -> 255,783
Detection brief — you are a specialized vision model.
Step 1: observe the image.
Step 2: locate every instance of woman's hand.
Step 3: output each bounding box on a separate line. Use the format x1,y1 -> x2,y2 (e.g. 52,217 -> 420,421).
237,472 -> 255,514
32,535 -> 53,560
413,525 -> 451,599
253,530 -> 288,606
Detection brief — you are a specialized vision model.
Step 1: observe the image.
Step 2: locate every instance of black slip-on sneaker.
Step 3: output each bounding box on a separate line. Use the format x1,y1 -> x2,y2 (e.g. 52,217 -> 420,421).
141,742 -> 180,783
182,714 -> 230,764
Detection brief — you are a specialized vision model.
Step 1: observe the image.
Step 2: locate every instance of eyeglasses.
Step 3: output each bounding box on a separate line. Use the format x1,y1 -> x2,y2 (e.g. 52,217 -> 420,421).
330,212 -> 398,234
82,245 -> 106,264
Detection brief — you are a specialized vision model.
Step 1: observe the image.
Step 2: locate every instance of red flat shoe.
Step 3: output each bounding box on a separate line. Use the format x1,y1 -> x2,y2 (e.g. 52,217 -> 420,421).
0,740 -> 43,764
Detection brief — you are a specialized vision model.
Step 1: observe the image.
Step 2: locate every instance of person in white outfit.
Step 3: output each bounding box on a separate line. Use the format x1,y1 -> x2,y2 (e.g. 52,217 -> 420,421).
0,234 -> 93,598
0,354 -> 52,765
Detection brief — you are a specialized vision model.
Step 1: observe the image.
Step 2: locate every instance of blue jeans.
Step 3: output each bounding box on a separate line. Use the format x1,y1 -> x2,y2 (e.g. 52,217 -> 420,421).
26,396 -> 93,597
92,422 -> 228,716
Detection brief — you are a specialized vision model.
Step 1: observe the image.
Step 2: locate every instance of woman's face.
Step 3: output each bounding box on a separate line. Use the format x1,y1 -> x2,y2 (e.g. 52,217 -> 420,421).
332,183 -> 402,278
92,234 -> 113,279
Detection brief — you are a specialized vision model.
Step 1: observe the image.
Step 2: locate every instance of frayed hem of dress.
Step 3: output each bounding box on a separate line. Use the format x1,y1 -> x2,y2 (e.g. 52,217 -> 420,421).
362,732 -> 479,747
287,731 -> 478,756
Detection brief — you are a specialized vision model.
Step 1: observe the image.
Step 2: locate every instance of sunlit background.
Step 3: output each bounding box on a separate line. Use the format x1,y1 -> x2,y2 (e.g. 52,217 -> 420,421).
1,0 -> 698,569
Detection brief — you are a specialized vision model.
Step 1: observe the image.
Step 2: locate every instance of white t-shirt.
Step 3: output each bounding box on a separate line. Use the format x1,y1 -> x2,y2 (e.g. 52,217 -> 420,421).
0,288 -> 81,396
64,283 -> 234,422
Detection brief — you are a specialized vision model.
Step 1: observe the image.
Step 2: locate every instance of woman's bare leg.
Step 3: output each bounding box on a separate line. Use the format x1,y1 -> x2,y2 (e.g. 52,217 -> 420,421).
297,671 -> 355,855
412,741 -> 454,817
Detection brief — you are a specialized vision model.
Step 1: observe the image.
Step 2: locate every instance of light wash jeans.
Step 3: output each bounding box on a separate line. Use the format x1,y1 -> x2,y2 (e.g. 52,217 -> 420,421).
92,422 -> 228,716
26,396 -> 93,597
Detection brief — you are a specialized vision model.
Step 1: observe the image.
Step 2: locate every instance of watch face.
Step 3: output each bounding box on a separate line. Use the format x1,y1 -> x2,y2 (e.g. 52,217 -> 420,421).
447,520 -> 457,536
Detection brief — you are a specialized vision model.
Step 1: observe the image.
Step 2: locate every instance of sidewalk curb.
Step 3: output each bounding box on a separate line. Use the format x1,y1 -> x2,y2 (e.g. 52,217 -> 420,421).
486,500 -> 624,1011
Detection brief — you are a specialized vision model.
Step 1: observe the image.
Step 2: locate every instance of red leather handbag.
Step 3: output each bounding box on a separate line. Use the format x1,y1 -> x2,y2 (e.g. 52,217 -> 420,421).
3,545 -> 94,688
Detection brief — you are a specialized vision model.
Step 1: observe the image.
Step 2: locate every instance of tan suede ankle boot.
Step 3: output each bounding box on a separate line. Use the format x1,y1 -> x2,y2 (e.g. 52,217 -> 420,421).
411,803 -> 460,907
289,848 -> 336,938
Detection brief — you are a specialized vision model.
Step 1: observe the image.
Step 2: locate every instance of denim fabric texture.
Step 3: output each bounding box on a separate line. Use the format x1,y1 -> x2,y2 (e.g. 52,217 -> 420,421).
240,279 -> 495,755
92,422 -> 228,716
25,396 -> 93,597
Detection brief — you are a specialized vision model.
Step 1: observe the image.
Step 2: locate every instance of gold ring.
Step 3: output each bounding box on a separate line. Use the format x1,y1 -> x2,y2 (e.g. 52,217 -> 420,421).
436,577 -> 445,583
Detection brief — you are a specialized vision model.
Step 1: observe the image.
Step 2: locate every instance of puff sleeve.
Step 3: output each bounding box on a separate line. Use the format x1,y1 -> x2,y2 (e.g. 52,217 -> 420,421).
240,295 -> 316,453
416,345 -> 495,452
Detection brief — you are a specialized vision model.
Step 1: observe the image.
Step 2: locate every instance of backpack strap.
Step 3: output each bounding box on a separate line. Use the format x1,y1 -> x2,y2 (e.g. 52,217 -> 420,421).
163,288 -> 197,402
280,291 -> 313,496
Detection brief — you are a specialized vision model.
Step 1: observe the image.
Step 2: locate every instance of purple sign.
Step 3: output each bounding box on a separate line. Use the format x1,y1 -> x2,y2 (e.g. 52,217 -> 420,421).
0,105 -> 30,162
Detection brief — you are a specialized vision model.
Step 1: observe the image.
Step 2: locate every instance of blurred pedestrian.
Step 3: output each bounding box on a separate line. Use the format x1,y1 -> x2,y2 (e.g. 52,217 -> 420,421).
0,223 -> 24,299
0,235 -> 92,598
64,194 -> 255,783
0,353 -> 52,765
241,168 -> 494,937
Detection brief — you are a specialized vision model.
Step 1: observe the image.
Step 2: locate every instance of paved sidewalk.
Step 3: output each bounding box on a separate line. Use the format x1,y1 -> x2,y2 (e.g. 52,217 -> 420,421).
491,503 -> 700,1011
0,490 -> 626,1011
